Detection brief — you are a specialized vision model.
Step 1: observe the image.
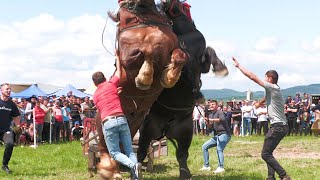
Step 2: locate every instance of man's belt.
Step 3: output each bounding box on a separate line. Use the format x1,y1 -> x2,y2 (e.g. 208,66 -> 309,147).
102,115 -> 125,124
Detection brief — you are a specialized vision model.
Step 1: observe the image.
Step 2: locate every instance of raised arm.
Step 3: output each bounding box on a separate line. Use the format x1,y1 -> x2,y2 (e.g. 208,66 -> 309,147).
114,52 -> 122,79
232,57 -> 265,87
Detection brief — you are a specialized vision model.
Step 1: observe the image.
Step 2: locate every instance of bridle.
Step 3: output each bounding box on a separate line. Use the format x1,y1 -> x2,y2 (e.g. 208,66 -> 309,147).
164,0 -> 190,20
117,0 -> 172,37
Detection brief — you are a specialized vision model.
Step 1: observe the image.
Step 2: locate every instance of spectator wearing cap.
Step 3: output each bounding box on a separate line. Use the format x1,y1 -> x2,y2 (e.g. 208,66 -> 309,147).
72,121 -> 83,140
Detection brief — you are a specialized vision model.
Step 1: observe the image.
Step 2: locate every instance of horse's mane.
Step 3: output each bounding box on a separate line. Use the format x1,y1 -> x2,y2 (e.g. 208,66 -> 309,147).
108,0 -> 159,23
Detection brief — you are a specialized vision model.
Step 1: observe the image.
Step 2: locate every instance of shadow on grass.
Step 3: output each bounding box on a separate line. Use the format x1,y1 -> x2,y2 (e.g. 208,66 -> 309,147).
144,174 -> 265,180
144,166 -> 265,180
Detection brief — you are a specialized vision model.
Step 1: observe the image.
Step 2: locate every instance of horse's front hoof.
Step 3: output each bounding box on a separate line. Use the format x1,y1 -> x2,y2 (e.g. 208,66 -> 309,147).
97,169 -> 114,180
112,172 -> 123,179
213,68 -> 229,77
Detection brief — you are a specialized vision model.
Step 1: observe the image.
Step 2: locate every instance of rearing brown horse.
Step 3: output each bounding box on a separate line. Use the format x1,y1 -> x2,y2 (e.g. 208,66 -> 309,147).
95,0 -> 188,179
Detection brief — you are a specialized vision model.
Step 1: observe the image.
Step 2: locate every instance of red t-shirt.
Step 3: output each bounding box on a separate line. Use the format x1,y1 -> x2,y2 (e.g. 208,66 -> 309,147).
93,76 -> 123,120
34,106 -> 45,124
53,107 -> 63,122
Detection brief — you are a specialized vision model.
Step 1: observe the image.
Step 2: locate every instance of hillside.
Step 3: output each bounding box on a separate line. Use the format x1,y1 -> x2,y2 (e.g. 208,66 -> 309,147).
201,84 -> 320,100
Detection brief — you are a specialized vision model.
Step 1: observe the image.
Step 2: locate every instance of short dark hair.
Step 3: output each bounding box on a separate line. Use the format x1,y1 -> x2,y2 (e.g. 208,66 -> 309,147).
265,70 -> 278,84
211,100 -> 218,104
92,71 -> 106,86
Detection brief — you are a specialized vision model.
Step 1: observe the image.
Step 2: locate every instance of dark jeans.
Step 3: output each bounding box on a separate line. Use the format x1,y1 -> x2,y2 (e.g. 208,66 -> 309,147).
287,117 -> 295,135
261,123 -> 288,179
53,122 -> 63,143
0,131 -> 14,165
62,121 -> 70,141
251,118 -> 257,135
293,119 -> 300,135
300,121 -> 309,136
42,122 -> 51,142
257,121 -> 269,136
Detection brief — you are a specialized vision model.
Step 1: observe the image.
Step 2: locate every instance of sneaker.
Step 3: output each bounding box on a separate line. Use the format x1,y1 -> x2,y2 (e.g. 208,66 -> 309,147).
2,165 -> 11,174
199,166 -> 211,171
133,163 -> 142,180
213,167 -> 225,174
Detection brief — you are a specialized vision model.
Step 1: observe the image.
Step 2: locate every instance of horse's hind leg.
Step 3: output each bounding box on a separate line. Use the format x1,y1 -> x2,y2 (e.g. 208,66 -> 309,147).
171,120 -> 193,180
137,115 -> 162,170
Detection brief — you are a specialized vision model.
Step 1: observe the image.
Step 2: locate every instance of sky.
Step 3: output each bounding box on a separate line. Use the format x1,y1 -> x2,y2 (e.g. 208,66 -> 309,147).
1,0 -> 320,92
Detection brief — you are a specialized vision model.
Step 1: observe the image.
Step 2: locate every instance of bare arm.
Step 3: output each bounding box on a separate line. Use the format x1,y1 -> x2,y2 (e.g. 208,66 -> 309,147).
114,52 -> 122,79
232,57 -> 265,87
254,97 -> 266,108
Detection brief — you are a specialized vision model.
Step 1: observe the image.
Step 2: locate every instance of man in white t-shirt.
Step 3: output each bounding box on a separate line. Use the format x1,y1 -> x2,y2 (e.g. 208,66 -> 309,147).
256,103 -> 269,136
241,100 -> 253,136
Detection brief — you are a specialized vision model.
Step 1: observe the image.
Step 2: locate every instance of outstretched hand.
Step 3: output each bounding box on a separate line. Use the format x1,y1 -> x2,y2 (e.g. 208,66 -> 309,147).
232,57 -> 239,67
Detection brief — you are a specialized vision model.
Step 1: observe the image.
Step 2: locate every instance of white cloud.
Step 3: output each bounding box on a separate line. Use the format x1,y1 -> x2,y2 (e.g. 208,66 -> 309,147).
302,36 -> 320,52
200,38 -> 320,91
0,14 -> 117,91
206,40 -> 236,55
254,37 -> 280,52
1,13 -> 320,94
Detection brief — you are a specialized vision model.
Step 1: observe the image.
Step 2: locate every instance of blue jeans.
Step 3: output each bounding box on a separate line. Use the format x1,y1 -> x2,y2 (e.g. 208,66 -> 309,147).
202,134 -> 231,168
242,117 -> 251,135
102,116 -> 137,169
35,123 -> 43,142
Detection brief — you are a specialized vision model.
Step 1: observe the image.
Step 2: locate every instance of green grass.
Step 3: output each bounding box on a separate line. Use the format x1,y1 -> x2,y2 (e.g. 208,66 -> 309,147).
0,136 -> 320,180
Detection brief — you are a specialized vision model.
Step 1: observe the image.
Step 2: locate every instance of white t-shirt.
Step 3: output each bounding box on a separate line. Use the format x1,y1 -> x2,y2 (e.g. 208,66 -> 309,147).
241,105 -> 253,118
256,107 -> 268,122
193,105 -> 205,123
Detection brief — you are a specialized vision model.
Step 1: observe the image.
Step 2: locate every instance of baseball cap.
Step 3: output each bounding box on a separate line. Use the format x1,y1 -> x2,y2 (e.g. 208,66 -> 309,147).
75,121 -> 80,125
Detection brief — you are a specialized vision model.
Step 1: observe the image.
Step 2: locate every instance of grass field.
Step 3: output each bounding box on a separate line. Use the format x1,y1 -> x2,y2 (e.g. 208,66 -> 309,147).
0,135 -> 319,180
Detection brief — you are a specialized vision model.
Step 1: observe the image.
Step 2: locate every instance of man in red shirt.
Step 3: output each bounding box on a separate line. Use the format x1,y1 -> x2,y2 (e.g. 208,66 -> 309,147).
92,54 -> 142,180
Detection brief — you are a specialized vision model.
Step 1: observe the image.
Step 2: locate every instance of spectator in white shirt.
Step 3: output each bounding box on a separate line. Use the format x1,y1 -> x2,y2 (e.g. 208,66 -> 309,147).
241,100 -> 253,136
256,103 -> 269,136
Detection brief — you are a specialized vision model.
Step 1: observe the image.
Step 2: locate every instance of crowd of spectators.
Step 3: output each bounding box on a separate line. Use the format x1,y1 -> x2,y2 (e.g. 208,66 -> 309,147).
193,93 -> 319,137
10,94 -> 96,145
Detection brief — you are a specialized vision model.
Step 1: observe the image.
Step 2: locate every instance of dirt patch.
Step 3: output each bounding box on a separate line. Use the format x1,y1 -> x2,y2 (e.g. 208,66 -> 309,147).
227,145 -> 320,159
232,140 -> 260,144
274,152 -> 320,159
